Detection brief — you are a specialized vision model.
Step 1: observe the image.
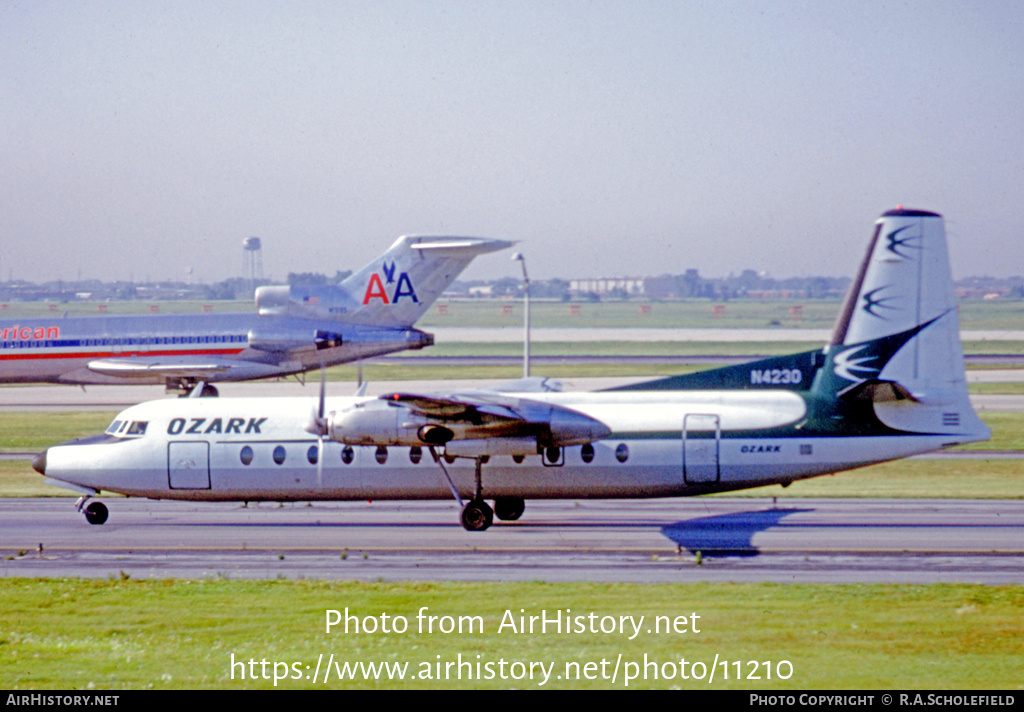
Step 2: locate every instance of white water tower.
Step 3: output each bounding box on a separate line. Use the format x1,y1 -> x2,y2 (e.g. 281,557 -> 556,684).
243,236 -> 263,293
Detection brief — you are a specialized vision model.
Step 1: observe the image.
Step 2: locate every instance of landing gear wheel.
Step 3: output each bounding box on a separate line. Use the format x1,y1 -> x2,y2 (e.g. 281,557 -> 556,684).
176,383 -> 219,398
84,501 -> 108,525
494,496 -> 525,521
460,499 -> 493,531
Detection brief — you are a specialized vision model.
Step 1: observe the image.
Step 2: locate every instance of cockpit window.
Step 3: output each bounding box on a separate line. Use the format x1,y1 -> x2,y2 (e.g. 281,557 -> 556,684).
106,420 -> 149,438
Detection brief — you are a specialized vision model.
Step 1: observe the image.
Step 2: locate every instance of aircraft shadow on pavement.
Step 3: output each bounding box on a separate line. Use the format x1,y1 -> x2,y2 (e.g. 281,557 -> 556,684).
661,507 -> 812,557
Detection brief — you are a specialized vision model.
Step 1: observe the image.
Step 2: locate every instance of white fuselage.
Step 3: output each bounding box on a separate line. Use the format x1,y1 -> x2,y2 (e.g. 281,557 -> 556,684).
40,391 -> 980,502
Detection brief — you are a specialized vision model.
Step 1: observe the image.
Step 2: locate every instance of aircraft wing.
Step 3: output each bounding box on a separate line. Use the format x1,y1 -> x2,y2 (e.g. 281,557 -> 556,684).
86,356 -> 285,382
382,392 -> 522,422
332,390 -> 610,454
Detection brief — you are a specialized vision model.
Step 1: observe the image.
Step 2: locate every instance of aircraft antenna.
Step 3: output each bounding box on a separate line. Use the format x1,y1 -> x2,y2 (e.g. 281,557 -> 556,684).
512,253 -> 531,377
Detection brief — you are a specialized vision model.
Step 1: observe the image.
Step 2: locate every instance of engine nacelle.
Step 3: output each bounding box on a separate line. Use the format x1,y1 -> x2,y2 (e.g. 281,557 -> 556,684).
254,286 -> 290,316
546,408 -> 612,446
328,402 -> 425,446
327,398 -> 611,450
247,327 -> 315,353
255,284 -> 350,319
247,328 -> 344,353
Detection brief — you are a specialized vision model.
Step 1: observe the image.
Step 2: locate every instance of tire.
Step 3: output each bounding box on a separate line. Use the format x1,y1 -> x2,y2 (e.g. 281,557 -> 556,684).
460,499 -> 493,531
84,501 -> 108,525
494,496 -> 525,521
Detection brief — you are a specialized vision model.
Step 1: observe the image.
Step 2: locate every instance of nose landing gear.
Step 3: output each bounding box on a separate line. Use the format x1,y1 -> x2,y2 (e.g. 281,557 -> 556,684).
75,496 -> 108,525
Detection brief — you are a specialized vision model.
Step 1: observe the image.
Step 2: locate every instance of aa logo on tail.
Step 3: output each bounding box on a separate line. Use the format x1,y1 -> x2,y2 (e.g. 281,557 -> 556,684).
363,261 -> 419,305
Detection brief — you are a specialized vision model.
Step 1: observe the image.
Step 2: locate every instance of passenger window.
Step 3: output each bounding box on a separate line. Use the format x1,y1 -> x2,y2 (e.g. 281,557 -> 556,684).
580,443 -> 595,463
240,446 -> 254,466
273,446 -> 286,465
615,443 -> 629,463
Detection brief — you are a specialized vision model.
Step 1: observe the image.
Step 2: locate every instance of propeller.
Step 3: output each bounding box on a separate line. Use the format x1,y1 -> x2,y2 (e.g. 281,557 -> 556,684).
304,366 -> 329,490
354,359 -> 368,397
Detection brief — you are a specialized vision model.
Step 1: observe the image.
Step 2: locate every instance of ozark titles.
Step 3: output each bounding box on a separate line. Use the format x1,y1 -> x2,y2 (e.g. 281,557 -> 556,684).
166,417 -> 267,435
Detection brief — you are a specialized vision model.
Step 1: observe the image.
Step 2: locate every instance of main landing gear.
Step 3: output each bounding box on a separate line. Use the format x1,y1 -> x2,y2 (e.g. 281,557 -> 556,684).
76,496 -> 108,525
431,451 -> 526,531
460,499 -> 493,531
172,379 -> 219,398
494,496 -> 525,521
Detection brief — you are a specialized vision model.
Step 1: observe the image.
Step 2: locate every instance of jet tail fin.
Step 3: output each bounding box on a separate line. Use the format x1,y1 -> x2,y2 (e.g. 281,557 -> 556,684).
256,235 -> 512,326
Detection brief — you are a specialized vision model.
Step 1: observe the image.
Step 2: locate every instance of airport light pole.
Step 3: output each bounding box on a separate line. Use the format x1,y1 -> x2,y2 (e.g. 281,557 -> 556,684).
512,252 -> 530,378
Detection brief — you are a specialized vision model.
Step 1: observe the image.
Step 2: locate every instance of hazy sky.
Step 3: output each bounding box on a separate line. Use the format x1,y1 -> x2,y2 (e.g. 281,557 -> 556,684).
2,1 -> 1022,284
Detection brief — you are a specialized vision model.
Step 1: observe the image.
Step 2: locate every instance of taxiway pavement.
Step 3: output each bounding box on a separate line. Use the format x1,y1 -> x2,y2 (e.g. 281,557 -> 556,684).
2,498 -> 1021,584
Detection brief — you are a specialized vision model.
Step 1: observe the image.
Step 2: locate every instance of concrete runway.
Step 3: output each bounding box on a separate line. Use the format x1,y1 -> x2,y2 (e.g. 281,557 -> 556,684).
2,498 -> 1021,584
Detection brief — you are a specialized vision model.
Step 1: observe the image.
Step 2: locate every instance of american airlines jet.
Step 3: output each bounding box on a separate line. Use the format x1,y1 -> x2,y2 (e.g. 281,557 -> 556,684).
0,235 -> 510,395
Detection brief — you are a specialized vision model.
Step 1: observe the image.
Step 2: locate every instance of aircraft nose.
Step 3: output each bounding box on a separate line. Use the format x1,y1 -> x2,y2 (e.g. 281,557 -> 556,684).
32,450 -> 46,475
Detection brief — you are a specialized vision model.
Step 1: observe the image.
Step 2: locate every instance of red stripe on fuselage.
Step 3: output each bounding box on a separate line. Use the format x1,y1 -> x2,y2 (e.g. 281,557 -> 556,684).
0,347 -> 247,361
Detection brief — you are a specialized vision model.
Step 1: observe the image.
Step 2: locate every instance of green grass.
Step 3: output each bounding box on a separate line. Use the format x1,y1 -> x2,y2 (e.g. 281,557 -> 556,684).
0,413 -> 116,453
3,297 -> 1023,330
416,299 -> 1024,331
0,579 -> 1020,689
968,382 -> 1024,395
745,459 -> 1024,499
956,412 -> 1024,451
400,339 -> 1024,358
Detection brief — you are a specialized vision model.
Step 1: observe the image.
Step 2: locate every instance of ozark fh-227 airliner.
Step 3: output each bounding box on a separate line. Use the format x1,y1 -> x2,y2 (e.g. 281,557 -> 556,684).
34,209 -> 989,530
0,235 -> 510,394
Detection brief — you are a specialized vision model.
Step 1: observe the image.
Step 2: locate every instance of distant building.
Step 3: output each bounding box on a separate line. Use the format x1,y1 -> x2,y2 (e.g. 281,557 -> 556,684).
569,277 -> 646,297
